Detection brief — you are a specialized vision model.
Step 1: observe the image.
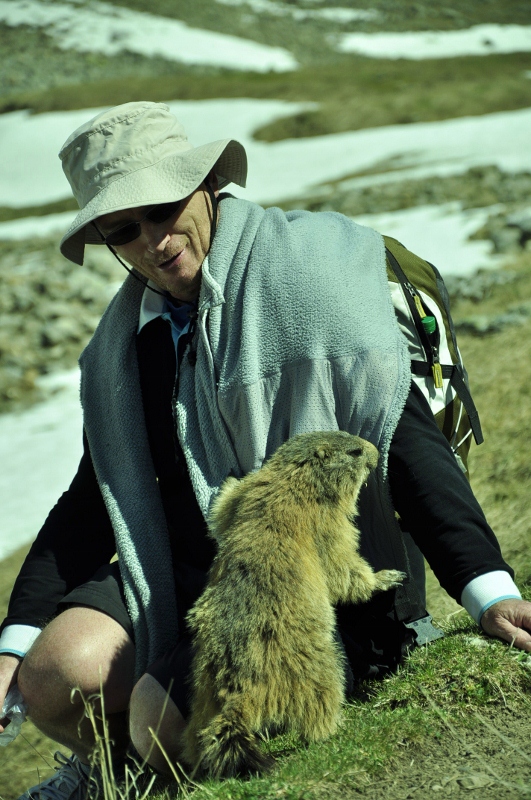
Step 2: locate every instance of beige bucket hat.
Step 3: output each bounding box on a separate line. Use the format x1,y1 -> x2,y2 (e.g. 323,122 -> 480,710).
59,101 -> 248,265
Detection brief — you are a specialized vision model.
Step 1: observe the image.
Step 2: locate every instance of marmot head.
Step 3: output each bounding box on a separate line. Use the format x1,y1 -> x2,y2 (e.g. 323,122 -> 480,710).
265,431 -> 378,506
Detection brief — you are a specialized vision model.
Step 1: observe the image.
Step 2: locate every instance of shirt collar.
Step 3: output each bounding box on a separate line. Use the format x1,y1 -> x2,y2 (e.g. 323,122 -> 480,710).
137,280 -> 166,333
137,253 -> 214,332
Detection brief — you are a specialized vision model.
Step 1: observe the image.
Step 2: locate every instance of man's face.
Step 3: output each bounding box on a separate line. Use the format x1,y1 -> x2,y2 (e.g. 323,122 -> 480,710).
96,182 -> 218,302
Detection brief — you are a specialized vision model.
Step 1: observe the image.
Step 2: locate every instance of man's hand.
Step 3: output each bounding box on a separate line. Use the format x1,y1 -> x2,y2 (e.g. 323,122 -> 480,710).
481,599 -> 531,652
0,653 -> 22,733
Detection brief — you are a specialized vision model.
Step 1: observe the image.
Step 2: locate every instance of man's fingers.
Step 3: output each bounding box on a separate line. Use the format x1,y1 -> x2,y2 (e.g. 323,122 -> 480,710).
488,621 -> 531,651
481,600 -> 531,652
509,628 -> 531,652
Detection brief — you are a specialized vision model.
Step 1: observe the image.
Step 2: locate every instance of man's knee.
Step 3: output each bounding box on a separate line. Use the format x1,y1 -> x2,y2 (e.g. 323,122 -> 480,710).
19,606 -> 135,721
129,673 -> 186,774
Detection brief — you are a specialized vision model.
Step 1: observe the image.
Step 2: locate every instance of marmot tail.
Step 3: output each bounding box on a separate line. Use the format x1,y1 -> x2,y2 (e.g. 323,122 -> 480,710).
196,707 -> 275,778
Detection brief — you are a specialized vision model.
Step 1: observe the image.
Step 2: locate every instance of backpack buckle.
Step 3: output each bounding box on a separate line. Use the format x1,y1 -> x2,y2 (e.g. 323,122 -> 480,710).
404,614 -> 444,646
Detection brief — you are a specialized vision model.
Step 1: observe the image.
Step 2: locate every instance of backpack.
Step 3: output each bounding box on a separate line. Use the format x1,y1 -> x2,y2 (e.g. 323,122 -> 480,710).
384,236 -> 483,476
379,237 -> 484,645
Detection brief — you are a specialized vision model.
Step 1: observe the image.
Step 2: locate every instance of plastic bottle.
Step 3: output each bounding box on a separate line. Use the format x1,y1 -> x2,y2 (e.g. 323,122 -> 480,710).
0,685 -> 27,745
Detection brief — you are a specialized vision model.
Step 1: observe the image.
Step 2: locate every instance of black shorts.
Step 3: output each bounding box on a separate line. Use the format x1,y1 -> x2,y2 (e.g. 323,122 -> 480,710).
59,561 -> 195,718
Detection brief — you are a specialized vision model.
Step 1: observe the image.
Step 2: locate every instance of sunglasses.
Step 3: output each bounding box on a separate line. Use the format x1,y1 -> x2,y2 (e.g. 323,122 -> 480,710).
96,199 -> 184,247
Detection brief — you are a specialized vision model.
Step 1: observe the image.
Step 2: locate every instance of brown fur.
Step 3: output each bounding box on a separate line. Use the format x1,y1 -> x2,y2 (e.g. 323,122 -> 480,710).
182,431 -> 404,778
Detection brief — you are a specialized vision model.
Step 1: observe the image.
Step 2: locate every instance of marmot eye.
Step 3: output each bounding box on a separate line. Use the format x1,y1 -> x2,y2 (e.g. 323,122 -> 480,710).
347,447 -> 363,458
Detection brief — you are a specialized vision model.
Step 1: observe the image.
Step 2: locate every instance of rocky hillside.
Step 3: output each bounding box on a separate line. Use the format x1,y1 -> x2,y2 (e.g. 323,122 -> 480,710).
0,240 -> 123,411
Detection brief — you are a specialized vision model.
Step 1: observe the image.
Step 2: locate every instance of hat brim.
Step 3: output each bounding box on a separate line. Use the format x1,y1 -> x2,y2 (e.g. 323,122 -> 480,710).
60,138 -> 247,265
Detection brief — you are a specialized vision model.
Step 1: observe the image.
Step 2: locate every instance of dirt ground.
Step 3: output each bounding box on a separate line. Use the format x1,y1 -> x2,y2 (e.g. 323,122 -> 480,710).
353,706 -> 531,799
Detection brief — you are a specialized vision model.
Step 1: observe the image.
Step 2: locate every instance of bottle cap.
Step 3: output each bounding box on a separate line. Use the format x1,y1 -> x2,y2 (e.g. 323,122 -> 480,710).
421,315 -> 436,335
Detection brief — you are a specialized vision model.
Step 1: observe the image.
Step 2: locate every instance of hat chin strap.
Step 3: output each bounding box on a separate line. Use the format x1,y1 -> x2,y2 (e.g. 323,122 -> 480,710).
204,177 -> 218,251
102,178 -> 219,302
106,245 -> 167,298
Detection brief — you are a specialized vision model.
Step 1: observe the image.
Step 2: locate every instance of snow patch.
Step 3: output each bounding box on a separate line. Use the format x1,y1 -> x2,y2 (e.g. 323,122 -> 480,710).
0,100 -> 315,208
0,0 -> 297,72
215,0 -> 378,23
353,203 -> 503,277
0,370 -> 83,561
336,24 -> 531,59
0,212 -> 77,240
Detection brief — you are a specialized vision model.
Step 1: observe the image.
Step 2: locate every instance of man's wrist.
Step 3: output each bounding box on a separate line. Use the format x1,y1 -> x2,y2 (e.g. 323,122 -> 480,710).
0,625 -> 42,658
460,571 -> 521,625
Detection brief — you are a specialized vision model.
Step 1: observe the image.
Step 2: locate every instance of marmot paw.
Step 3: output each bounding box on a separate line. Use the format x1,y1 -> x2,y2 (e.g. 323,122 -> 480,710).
373,569 -> 406,591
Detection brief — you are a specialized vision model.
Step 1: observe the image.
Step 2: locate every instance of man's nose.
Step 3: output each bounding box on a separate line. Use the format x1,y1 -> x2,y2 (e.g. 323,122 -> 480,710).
141,221 -> 171,253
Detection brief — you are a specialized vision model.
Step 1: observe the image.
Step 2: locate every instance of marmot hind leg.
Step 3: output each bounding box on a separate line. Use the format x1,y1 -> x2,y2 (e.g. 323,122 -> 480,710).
293,675 -> 345,742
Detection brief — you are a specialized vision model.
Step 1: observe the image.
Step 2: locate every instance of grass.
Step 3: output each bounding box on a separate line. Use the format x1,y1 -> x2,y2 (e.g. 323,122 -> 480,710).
0,198 -> 79,223
48,607 -> 531,800
48,0 -> 531,34
148,606 -> 531,800
2,52 -> 531,144
278,165 -> 531,220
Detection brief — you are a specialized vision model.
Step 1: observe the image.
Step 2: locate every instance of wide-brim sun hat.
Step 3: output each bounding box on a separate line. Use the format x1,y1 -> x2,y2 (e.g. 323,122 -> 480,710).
59,101 -> 248,265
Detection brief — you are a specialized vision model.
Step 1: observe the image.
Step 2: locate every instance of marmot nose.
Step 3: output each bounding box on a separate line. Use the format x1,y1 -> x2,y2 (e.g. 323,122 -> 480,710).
364,440 -> 379,468
348,438 -> 378,468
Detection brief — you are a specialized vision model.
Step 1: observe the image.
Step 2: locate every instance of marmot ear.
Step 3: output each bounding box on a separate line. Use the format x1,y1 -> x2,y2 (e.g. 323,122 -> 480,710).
315,447 -> 328,460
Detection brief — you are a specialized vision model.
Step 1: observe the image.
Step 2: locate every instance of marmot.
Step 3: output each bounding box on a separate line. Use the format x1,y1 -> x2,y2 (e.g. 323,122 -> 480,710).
183,431 -> 404,778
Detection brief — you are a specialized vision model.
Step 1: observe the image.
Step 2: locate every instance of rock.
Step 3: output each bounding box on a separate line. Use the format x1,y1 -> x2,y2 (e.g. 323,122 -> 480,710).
282,165 -> 531,219
506,207 -> 531,232
41,317 -> 85,347
0,238 -> 123,412
455,304 -> 531,336
444,269 -> 518,304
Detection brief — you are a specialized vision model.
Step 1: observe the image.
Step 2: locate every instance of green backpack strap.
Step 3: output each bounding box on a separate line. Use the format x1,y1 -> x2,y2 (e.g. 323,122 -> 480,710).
385,243 -> 483,447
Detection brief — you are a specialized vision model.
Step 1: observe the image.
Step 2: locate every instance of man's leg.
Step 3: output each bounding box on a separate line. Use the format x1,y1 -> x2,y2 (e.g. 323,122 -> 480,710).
129,637 -> 192,776
129,675 -> 186,775
18,605 -> 135,763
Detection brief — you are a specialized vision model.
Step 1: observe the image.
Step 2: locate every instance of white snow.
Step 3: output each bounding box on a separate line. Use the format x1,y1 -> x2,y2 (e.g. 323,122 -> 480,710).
0,0 -> 297,72
0,100 -> 316,208
0,212 -> 77,240
352,203 -> 503,276
336,24 -> 531,60
1,101 -> 531,212
214,0 -> 378,23
0,370 -> 83,561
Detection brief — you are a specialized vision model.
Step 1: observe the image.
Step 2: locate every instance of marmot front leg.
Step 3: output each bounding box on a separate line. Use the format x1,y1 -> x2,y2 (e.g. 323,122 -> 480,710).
373,569 -> 406,592
343,554 -> 405,604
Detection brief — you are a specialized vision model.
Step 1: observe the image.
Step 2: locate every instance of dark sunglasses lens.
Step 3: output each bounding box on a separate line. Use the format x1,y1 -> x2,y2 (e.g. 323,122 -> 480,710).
146,200 -> 182,224
106,223 -> 140,246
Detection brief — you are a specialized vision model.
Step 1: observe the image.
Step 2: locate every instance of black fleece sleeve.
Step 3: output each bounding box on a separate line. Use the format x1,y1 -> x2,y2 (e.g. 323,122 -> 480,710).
0,432 -> 116,633
388,382 -> 513,601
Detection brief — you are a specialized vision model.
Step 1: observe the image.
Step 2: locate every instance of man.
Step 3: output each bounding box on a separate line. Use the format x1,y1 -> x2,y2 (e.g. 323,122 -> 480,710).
1,102 -> 530,799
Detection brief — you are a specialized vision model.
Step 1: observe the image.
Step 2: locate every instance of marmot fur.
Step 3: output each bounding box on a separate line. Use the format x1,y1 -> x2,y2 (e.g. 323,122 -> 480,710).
183,431 -> 404,778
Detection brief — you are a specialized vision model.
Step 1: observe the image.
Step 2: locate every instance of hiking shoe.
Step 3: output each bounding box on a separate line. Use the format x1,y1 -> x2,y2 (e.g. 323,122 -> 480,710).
17,752 -> 102,800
